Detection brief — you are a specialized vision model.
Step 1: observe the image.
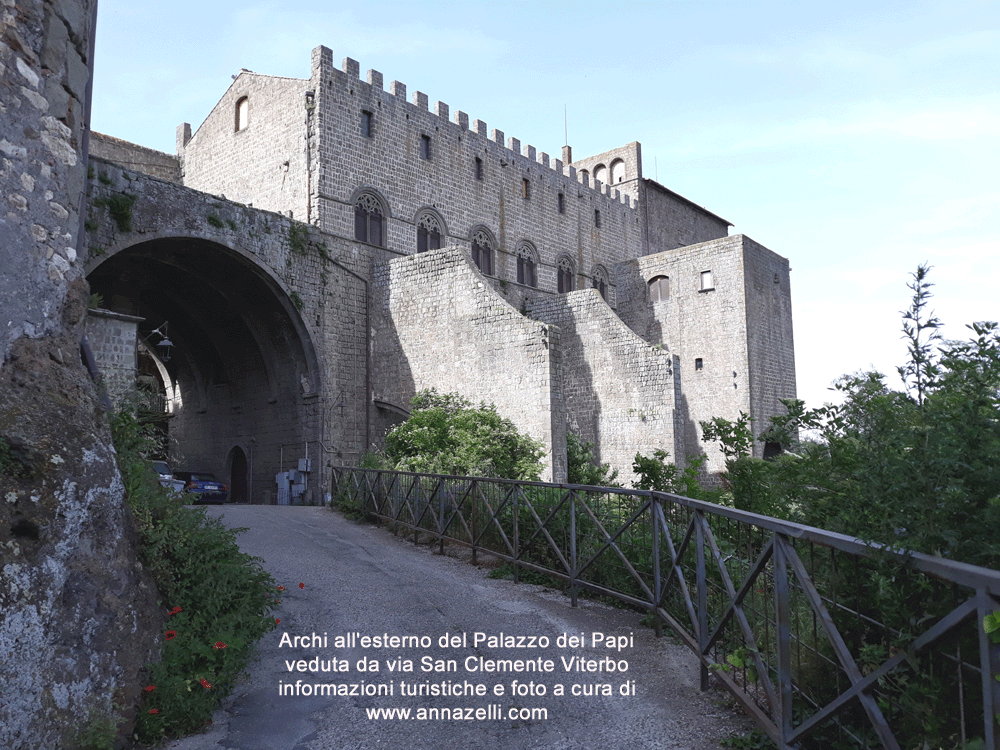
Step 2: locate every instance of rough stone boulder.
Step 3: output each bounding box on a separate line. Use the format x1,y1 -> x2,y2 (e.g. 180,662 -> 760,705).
0,280 -> 162,749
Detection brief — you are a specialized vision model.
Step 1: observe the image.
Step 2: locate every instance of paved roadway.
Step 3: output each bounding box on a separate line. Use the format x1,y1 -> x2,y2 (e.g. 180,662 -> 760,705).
165,506 -> 749,750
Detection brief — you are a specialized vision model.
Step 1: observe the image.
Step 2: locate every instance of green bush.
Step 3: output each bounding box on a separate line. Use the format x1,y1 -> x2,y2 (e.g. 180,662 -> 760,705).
384,389 -> 545,480
109,403 -> 278,742
566,431 -> 619,487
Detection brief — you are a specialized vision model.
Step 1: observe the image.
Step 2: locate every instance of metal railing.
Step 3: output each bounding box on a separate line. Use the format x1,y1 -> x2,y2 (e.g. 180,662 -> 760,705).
331,466 -> 1000,749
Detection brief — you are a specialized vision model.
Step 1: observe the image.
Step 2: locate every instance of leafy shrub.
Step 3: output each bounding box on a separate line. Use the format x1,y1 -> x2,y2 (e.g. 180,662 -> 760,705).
566,431 -> 619,487
109,403 -> 278,742
383,389 -> 544,480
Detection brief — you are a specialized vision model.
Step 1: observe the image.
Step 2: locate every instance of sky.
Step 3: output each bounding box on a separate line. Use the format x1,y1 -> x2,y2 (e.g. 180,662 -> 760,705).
90,0 -> 999,411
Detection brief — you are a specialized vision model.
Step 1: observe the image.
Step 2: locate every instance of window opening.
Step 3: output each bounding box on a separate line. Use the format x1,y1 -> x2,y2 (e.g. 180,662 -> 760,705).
700,270 -> 714,291
557,193 -> 565,214
594,209 -> 601,228
593,164 -> 607,185
695,358 -> 704,371
522,178 -> 530,199
611,159 -> 626,184
592,268 -> 608,301
235,97 -> 249,131
361,110 -> 374,138
648,276 -> 669,303
475,157 -> 484,180
557,257 -> 574,293
516,244 -> 537,288
420,134 -> 431,160
354,193 -> 384,246
416,213 -> 442,253
471,229 -> 493,276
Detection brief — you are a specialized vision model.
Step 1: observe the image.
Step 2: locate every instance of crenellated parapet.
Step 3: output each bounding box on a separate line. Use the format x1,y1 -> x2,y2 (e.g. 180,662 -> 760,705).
315,48 -> 635,211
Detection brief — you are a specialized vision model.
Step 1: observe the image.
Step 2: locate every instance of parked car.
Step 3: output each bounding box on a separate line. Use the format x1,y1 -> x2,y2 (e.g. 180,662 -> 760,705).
174,471 -> 229,504
150,460 -> 185,495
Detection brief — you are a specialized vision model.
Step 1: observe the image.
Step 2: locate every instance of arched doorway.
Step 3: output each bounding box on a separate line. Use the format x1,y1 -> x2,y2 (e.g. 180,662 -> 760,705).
86,236 -> 320,509
228,446 -> 248,503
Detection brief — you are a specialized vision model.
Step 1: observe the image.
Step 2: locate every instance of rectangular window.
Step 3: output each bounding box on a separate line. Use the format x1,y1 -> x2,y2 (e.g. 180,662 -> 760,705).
420,134 -> 431,160
695,358 -> 704,371
361,110 -> 374,138
522,178 -> 530,199
594,209 -> 601,228
700,270 -> 714,291
475,157 -> 483,180
557,193 -> 565,214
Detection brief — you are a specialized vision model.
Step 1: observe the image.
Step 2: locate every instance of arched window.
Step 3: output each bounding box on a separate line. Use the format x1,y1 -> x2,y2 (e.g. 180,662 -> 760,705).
354,193 -> 384,246
592,265 -> 609,301
611,159 -> 626,184
416,211 -> 442,253
648,275 -> 669,303
579,169 -> 590,185
515,242 -> 537,287
593,164 -> 607,185
557,256 -> 574,293
235,97 -> 249,131
471,229 -> 494,276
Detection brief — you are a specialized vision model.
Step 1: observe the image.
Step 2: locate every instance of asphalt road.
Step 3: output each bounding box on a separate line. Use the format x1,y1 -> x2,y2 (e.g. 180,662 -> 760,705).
164,505 -> 749,750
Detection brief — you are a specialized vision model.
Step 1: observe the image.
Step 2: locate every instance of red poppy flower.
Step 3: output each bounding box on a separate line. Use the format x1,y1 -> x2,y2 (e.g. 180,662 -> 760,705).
200,678 -> 212,690
144,685 -> 156,693
275,618 -> 280,625
299,582 -> 304,589
214,641 -> 227,649
169,606 -> 182,615
148,709 -> 159,715
165,630 -> 177,641
277,585 -> 285,591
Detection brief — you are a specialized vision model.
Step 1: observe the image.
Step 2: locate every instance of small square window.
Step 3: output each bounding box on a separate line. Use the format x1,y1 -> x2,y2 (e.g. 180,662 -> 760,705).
522,178 -> 530,199
475,157 -> 483,180
420,134 -> 431,160
695,358 -> 704,371
557,193 -> 565,214
700,270 -> 714,291
361,111 -> 374,138
594,209 -> 601,228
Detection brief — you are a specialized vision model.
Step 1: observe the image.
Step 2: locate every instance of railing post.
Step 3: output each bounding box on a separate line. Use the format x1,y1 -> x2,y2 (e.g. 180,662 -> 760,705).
696,510 -> 708,691
977,590 -> 1000,749
570,488 -> 578,608
774,535 -> 794,748
438,480 -> 445,555
512,486 -> 520,584
470,479 -> 478,565
651,493 -> 662,637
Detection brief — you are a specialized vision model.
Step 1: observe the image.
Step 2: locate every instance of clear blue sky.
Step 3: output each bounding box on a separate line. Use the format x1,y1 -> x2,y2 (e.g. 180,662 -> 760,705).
91,0 -> 999,411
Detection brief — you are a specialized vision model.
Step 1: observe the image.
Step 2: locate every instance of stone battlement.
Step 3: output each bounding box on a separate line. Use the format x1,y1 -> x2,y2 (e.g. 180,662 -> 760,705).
313,46 -> 633,209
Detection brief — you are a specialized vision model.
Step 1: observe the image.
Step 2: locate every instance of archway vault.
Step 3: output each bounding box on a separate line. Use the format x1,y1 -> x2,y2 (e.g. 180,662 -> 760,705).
87,235 -> 322,498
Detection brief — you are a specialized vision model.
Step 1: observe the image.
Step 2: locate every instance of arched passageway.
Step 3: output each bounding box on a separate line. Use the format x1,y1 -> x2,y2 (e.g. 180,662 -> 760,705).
87,237 -> 321,503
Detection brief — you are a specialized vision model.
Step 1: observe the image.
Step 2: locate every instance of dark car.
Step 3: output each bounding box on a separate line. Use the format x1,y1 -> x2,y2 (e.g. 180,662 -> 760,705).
174,471 -> 228,504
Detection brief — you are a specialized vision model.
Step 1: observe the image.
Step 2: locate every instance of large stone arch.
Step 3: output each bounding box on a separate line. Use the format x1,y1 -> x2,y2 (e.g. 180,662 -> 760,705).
87,235 -> 323,497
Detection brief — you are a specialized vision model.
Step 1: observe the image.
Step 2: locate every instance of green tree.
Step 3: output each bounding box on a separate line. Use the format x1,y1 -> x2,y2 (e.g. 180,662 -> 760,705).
707,266 -> 1000,568
566,431 -> 619,487
383,389 -> 545,480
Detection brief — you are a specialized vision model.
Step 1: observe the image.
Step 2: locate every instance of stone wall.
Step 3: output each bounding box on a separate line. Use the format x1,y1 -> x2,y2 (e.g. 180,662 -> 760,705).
91,131 -> 181,184
83,157 -> 370,503
614,234 -> 795,471
1,0 -> 92,360
84,307 -> 143,405
372,246 -> 566,481
178,73 -> 311,221
641,179 -> 731,254
528,289 -> 679,484
1,4 -> 163,746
